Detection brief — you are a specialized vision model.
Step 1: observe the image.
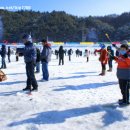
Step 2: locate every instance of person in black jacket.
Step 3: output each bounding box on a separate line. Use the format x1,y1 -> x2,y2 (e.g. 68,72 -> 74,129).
107,46 -> 114,72
58,46 -> 64,65
7,46 -> 11,63
35,47 -> 41,73
22,34 -> 38,92
0,44 -> 6,69
68,49 -> 73,61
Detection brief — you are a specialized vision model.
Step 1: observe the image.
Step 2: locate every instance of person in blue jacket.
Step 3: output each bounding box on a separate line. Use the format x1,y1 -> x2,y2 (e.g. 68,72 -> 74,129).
22,34 -> 38,91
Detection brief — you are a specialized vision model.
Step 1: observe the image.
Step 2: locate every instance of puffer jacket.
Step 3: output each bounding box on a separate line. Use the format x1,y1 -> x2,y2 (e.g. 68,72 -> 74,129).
96,49 -> 108,64
41,43 -> 52,63
24,41 -> 36,63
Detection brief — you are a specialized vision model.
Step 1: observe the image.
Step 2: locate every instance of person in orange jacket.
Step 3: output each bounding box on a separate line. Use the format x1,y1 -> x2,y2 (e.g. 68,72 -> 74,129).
113,43 -> 130,106
95,44 -> 108,76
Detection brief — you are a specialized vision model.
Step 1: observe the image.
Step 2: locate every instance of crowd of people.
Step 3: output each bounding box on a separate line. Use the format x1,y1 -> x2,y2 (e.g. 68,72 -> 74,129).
94,41 -> 130,106
0,36 -> 130,106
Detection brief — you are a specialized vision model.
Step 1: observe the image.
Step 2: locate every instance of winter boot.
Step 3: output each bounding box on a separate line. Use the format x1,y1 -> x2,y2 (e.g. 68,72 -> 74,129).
100,70 -> 106,76
107,68 -> 112,72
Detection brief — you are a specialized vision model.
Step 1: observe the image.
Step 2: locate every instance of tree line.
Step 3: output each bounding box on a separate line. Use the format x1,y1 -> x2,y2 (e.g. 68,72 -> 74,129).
0,10 -> 130,42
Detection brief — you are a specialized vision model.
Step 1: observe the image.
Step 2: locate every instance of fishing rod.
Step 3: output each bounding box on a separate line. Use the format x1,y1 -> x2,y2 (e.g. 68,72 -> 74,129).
105,33 -> 119,50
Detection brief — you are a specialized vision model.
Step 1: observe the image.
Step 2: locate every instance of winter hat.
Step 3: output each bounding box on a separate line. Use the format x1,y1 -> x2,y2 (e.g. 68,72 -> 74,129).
107,46 -> 112,50
22,34 -> 32,42
99,43 -> 106,49
120,44 -> 129,50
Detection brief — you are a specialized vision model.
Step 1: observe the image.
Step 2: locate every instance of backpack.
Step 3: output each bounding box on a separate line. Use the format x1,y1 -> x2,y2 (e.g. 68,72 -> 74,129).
0,70 -> 7,82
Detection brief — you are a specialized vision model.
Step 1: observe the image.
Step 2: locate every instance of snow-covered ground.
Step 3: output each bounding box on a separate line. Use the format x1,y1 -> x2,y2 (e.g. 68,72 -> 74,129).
0,51 -> 130,130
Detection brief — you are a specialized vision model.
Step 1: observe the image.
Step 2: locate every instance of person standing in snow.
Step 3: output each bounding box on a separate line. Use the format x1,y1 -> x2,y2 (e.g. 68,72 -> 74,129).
22,34 -> 38,91
41,39 -> 52,81
35,47 -> 41,73
85,49 -> 89,62
113,42 -> 130,106
7,46 -> 11,63
95,44 -> 108,76
68,49 -> 73,61
0,44 -> 7,69
58,45 -> 65,65
107,46 -> 114,72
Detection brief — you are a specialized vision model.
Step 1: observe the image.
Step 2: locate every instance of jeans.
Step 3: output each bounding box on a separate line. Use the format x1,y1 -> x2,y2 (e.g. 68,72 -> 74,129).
42,62 -> 49,80
1,57 -> 6,68
26,62 -> 38,89
36,62 -> 40,72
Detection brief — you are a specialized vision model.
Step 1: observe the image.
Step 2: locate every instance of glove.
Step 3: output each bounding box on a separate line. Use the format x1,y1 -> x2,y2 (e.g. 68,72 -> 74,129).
102,61 -> 106,64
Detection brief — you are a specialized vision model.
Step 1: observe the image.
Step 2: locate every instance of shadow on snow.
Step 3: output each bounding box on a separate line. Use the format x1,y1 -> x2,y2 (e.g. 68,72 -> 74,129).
53,82 -> 118,91
6,72 -> 25,75
0,81 -> 25,86
0,90 -> 23,96
8,103 -> 127,127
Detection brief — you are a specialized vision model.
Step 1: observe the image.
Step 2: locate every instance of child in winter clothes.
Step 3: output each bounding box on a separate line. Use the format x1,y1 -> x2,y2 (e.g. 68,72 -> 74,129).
113,43 -> 130,105
95,44 -> 108,76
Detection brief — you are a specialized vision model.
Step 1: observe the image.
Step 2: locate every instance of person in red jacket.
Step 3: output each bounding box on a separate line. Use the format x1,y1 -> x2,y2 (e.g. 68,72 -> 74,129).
95,44 -> 108,76
113,43 -> 130,106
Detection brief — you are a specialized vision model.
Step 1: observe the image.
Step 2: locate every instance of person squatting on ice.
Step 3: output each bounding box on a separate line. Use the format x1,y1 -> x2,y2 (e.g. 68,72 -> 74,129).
41,39 -> 52,81
113,42 -> 130,106
95,44 -> 108,76
22,34 -> 38,92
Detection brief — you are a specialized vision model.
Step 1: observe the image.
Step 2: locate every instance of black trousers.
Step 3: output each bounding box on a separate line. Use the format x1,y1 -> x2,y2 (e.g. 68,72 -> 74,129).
87,57 -> 89,62
69,55 -> 71,61
101,63 -> 106,70
26,62 -> 38,90
59,57 -> 64,65
119,79 -> 129,103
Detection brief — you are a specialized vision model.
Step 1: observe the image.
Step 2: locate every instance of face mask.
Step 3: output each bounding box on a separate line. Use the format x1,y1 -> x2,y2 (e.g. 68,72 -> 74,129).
119,50 -> 127,55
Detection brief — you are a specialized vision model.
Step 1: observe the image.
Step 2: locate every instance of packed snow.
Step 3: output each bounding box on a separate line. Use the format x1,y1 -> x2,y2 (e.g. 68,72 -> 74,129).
0,47 -> 130,130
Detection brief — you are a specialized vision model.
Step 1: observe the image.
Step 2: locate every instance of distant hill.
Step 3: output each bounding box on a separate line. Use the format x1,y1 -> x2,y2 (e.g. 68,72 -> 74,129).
0,10 -> 130,42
